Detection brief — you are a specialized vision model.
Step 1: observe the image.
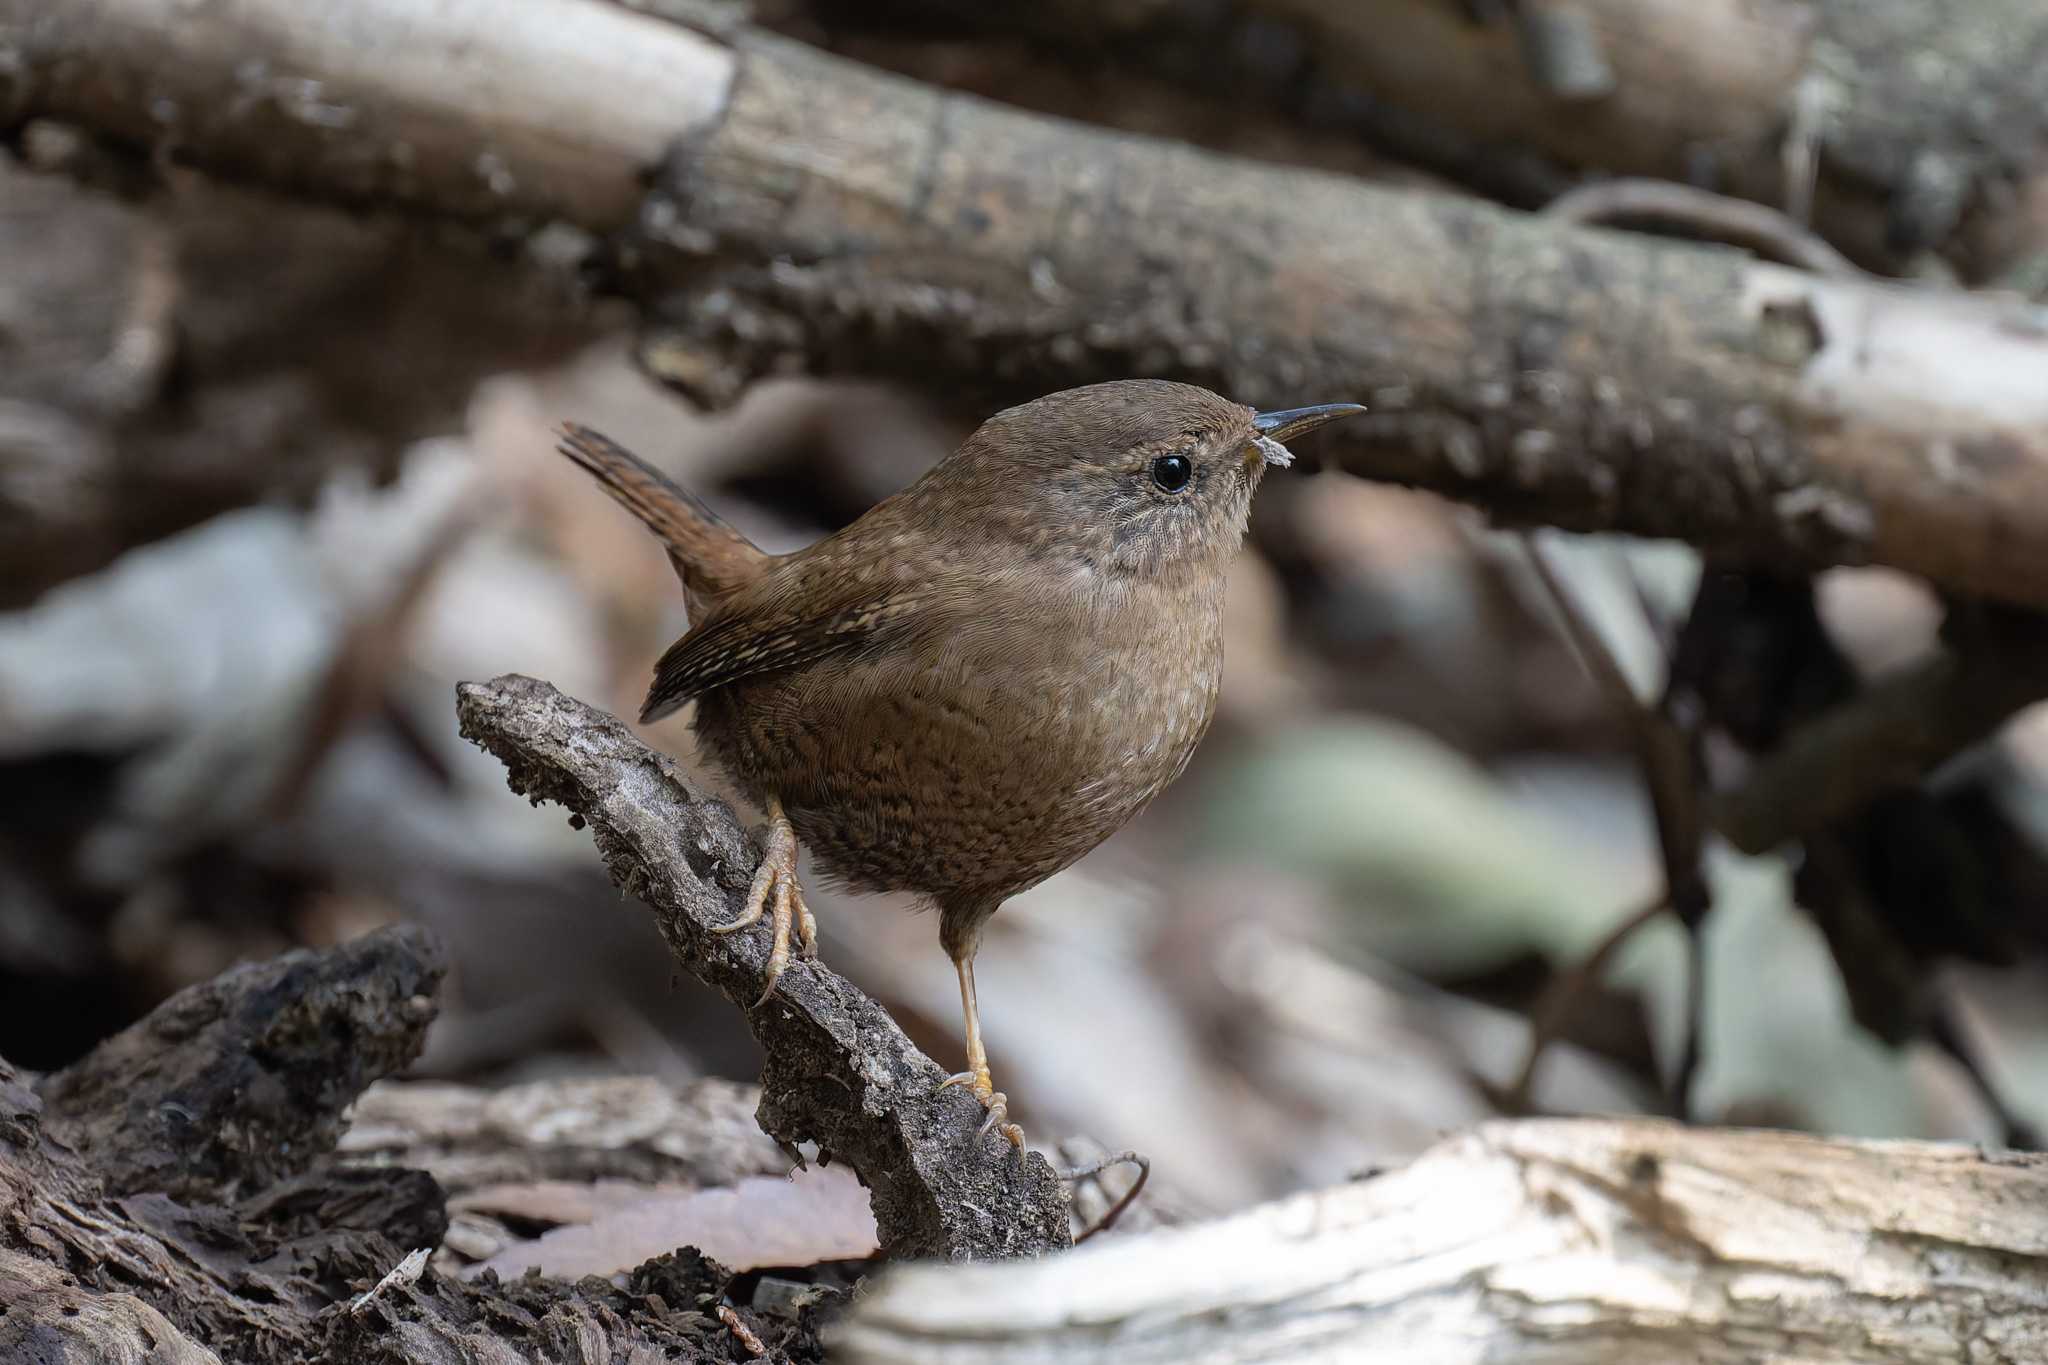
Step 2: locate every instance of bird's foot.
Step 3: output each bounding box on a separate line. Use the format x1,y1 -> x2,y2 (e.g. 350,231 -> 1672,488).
713,802 -> 816,1007
938,1062 -> 1025,1149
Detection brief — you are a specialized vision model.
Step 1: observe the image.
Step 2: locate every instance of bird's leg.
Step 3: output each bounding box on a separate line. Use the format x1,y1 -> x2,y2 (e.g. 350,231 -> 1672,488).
936,942 -> 1025,1148
713,795 -> 815,1006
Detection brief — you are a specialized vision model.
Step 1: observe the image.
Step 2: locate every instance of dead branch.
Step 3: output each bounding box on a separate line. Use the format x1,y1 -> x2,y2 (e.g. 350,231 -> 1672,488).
453,673 -> 1071,1261
9,0 -> 2048,609
832,1118 -> 2048,1363
1713,603 -> 2048,855
887,0 -> 2048,274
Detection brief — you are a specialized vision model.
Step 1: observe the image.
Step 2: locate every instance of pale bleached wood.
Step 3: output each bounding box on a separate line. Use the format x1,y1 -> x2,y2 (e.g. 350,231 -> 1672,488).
833,1118 -> 2048,1364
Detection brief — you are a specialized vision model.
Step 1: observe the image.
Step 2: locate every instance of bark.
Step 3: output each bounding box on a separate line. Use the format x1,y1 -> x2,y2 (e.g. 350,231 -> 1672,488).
1252,0 -> 2048,275
9,0 -> 2048,610
0,927 -> 830,1362
0,142 -> 598,606
0,929 -> 450,1362
454,673 -> 1072,1262
833,1118 -> 2048,1364
849,0 -> 2048,276
38,924 -> 445,1204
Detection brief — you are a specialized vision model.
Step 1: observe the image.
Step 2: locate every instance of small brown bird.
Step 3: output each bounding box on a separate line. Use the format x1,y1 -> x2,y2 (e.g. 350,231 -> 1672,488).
559,380 -> 1362,1145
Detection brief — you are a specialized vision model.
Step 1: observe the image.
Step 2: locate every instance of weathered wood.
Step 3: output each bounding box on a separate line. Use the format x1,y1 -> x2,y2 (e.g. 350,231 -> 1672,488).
0,932 -> 448,1362
857,0 -> 2048,274
1241,0 -> 2048,273
340,1075 -> 792,1194
10,0 -> 2048,608
1,927 -> 812,1362
0,1249 -> 222,1365
833,1118 -> 2048,1364
455,673 -> 1072,1262
39,924 -> 445,1203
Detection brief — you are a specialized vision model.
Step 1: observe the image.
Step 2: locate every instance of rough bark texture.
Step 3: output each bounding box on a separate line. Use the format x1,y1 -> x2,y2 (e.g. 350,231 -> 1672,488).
454,673 -> 1072,1262
11,0 -> 2047,609
38,924 -> 445,1203
0,929 -> 450,1362
0,927 -> 825,1362
834,1119 -> 2048,1363
854,0 -> 2048,275
631,30 -> 2048,609
0,1248 -> 222,1365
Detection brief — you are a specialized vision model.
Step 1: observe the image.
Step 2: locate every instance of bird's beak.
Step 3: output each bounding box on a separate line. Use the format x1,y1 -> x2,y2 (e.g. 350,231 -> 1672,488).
1248,403 -> 1366,468
1254,403 -> 1368,445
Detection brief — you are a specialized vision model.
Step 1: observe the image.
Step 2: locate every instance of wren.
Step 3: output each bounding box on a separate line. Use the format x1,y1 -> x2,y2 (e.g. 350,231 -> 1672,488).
559,380 -> 1363,1146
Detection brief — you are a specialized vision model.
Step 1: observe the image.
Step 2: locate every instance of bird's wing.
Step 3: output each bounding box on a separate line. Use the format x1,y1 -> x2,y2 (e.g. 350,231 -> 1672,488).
638,544 -> 941,723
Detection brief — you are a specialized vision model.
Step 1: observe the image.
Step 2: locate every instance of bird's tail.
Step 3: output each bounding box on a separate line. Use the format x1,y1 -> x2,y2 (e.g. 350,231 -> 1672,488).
556,422 -> 767,606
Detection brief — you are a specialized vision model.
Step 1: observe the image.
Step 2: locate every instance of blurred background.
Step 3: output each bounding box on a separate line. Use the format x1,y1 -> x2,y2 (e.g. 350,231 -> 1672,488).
4,0 -> 2046,1238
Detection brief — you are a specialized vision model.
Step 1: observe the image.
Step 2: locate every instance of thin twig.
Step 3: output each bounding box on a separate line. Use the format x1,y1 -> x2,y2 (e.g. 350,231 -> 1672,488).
1058,1150 -> 1152,1245
349,1248 -> 431,1316
1671,922 -> 1705,1120
1544,177 -> 1866,278
1505,894 -> 1669,1113
718,1303 -> 769,1358
1512,534 -> 1711,1105
1515,533 -> 1645,717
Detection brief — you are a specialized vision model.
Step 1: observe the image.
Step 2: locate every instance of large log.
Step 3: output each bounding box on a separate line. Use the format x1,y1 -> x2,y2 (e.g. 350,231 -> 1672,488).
833,0 -> 2048,276
1239,0 -> 2048,275
8,0 -> 2048,608
833,1118 -> 2048,1363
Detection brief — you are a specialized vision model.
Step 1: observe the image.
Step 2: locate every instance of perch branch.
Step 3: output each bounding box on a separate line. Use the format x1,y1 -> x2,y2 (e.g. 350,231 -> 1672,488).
453,672 -> 1071,1261
9,0 -> 2048,608
832,1118 -> 2048,1363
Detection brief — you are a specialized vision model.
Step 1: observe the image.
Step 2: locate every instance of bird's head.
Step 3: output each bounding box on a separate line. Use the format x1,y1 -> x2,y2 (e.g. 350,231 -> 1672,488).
930,379 -> 1363,579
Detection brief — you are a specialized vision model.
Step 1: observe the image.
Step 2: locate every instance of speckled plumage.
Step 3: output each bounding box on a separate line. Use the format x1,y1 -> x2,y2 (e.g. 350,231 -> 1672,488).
560,380 -> 1360,1143
677,380 -> 1252,949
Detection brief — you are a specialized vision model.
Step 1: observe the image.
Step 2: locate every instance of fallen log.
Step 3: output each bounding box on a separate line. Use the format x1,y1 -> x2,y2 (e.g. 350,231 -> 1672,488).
834,1118 -> 2048,1363
8,0 -> 2048,608
840,0 -> 2048,276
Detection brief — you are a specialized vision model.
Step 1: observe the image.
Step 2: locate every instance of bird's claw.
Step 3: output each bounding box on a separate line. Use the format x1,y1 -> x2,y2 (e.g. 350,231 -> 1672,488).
715,805 -> 812,1006
937,1064 -> 1025,1148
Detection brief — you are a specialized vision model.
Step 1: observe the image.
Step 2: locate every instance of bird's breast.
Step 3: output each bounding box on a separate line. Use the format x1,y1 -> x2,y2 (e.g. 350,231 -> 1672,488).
695,568 -> 1227,901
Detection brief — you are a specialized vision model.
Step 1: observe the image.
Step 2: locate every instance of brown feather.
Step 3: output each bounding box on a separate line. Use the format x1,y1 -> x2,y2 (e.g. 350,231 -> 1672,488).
555,423 -> 767,614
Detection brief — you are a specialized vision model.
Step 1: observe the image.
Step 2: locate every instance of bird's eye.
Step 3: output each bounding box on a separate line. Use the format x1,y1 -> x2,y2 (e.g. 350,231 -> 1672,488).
1150,453 -> 1194,492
